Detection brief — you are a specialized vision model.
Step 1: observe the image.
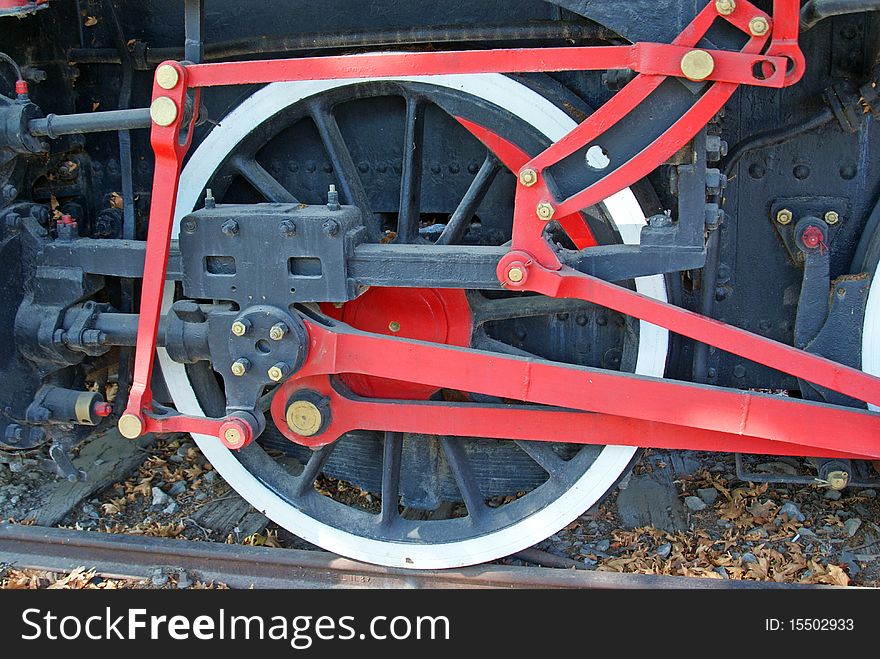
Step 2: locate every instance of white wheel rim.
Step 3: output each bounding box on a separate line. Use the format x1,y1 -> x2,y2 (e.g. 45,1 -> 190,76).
158,74 -> 670,568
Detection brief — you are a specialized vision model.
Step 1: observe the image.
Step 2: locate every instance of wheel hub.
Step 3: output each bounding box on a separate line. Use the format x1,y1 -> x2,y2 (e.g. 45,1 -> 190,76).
322,287 -> 472,400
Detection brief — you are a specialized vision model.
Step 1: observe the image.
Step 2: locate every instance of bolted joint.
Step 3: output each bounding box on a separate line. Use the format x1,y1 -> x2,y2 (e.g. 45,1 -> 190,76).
231,358 -> 251,377
218,417 -> 256,450
269,323 -> 289,341
118,413 -> 144,440
749,16 -> 770,36
267,362 -> 290,382
824,211 -> 840,225
279,220 -> 297,237
322,219 -> 340,236
776,209 -> 793,225
285,391 -> 332,438
715,0 -> 735,15
155,64 -> 180,90
680,50 -> 715,82
231,318 -> 252,337
536,202 -> 556,221
519,168 -> 538,187
221,219 -> 240,237
149,97 -> 178,127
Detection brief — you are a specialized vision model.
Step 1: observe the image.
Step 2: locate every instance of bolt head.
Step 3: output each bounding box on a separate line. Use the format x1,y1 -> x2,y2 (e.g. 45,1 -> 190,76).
149,97 -> 178,127
269,323 -> 288,341
286,400 -> 325,437
776,209 -> 793,225
222,427 -> 244,448
155,64 -> 180,90
221,219 -> 240,237
507,267 -> 525,283
536,202 -> 556,221
231,320 -> 249,337
388,321 -> 401,333
118,414 -> 143,439
231,359 -> 250,377
824,211 -> 840,225
267,363 -> 289,382
715,0 -> 735,15
826,470 -> 849,491
519,168 -> 538,187
680,50 -> 715,82
749,16 -> 769,36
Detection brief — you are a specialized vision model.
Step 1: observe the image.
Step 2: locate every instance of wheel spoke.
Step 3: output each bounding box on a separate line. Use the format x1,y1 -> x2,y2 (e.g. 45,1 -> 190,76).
293,443 -> 336,498
309,100 -> 376,233
379,432 -> 404,526
472,333 -> 542,359
468,293 -> 595,326
515,441 -> 566,479
436,153 -> 501,245
232,155 -> 298,203
396,97 -> 427,244
440,436 -> 488,523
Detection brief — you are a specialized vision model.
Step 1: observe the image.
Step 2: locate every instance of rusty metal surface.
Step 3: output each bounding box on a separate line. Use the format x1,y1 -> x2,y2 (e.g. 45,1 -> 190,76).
0,523 -> 834,589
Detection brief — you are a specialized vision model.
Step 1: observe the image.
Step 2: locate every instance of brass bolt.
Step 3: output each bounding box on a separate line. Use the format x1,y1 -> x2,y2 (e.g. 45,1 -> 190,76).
826,470 -> 849,491
388,321 -> 401,333
824,211 -> 840,225
269,323 -> 288,341
536,202 -> 556,221
507,267 -> 525,283
223,426 -> 244,448
231,319 -> 249,337
231,358 -> 251,377
149,96 -> 178,127
776,209 -> 793,225
267,362 -> 290,382
715,0 -> 735,15
117,414 -> 143,440
749,16 -> 770,36
286,400 -> 324,437
519,168 -> 538,187
680,50 -> 716,82
155,64 -> 180,90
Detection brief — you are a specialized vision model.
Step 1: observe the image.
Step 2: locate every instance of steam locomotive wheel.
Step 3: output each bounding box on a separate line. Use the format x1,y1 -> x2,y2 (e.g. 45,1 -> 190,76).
160,73 -> 669,568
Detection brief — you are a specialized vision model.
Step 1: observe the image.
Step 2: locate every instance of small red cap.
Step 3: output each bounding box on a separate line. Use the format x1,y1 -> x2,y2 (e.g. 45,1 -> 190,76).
94,402 -> 113,418
15,80 -> 28,96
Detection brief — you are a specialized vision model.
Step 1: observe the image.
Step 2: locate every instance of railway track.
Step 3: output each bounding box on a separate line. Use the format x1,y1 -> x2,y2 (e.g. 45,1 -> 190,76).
0,523 -> 832,589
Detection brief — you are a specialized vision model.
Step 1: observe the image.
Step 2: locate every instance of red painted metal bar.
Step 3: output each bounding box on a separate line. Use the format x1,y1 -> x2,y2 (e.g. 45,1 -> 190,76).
122,62 -> 197,434
498,254 -> 880,409
284,321 -> 880,459
184,44 -> 788,90
454,117 -> 598,248
270,376 -> 865,460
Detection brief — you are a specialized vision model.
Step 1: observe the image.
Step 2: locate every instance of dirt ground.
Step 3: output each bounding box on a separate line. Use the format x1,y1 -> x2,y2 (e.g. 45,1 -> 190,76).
2,436 -> 878,588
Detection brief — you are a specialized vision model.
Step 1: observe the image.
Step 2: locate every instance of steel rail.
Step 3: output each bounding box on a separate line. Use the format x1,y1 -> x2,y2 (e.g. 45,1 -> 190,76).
0,524 -> 833,589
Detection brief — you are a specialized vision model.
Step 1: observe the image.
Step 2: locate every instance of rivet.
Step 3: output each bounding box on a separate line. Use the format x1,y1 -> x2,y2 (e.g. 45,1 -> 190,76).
388,321 -> 401,333
824,211 -> 840,225
149,97 -> 178,127
155,64 -> 180,90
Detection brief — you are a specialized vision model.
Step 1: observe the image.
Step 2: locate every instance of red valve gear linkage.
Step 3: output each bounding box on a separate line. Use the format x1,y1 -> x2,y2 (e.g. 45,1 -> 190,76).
119,1 -> 880,462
